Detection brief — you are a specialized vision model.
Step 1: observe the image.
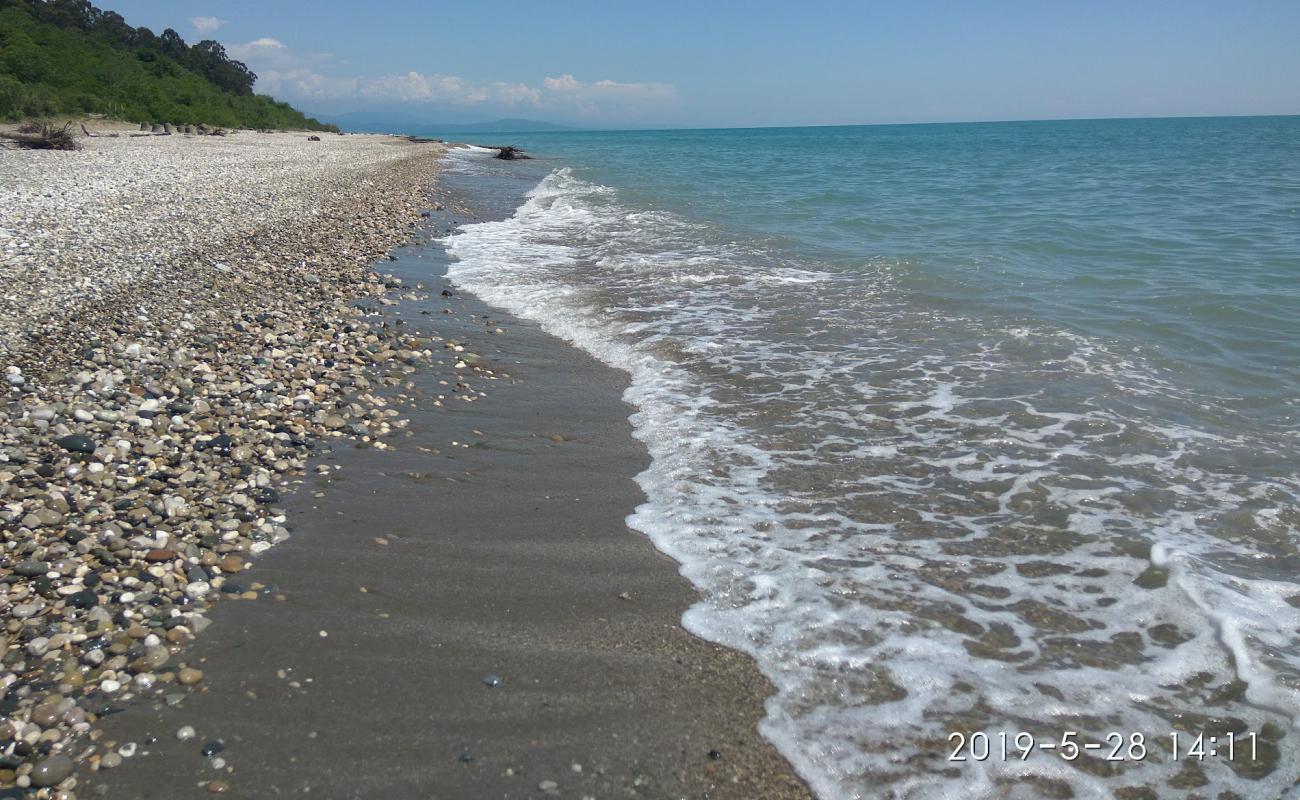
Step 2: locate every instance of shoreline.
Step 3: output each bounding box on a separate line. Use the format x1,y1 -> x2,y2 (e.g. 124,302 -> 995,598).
1,131 -> 809,797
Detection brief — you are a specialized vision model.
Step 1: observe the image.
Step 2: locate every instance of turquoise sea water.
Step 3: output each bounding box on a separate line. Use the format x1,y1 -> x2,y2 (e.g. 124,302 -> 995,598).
438,118 -> 1300,799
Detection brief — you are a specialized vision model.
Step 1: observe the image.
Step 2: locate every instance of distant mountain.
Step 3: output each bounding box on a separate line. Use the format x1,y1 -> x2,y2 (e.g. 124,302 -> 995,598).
320,112 -> 575,135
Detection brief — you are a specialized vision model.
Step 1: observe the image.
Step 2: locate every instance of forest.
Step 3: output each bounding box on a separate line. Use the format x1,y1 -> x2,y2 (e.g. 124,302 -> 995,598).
0,0 -> 336,130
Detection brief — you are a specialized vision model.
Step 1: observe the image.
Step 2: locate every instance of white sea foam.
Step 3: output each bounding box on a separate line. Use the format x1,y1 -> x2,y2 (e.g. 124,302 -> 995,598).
444,163 -> 1300,798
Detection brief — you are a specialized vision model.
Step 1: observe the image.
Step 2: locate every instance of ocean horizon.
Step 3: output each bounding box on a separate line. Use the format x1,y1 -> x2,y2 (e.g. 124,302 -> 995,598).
440,115 -> 1300,799
413,112 -> 1300,137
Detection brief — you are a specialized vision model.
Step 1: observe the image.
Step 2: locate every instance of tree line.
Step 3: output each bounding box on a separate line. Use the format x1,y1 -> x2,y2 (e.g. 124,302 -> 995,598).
0,0 -> 337,130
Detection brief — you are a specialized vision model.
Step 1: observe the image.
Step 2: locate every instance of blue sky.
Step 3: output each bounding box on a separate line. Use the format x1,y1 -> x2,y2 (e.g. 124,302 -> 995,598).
100,1 -> 1300,128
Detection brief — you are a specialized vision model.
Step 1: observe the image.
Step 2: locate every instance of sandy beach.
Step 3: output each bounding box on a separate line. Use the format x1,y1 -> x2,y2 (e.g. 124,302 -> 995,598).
0,130 -> 807,797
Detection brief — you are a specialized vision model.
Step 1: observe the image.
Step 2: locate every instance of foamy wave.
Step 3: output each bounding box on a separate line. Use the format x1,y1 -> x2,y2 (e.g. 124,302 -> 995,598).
445,167 -> 1300,799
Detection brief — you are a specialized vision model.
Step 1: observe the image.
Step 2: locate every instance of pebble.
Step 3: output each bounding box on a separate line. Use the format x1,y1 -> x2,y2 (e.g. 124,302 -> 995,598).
178,668 -> 205,686
54,434 -> 96,454
206,780 -> 230,793
0,132 -> 441,782
482,674 -> 503,688
177,726 -> 197,741
30,754 -> 75,786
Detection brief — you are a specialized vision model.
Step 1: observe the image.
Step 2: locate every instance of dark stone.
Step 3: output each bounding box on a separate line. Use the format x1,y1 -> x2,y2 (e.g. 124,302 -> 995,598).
708,750 -> 722,761
14,561 -> 49,576
55,435 -> 96,454
67,589 -> 98,609
220,583 -> 244,595
200,740 -> 224,757
249,487 -> 280,505
493,146 -> 529,160
195,434 -> 231,454
29,753 -> 74,787
35,464 -> 56,478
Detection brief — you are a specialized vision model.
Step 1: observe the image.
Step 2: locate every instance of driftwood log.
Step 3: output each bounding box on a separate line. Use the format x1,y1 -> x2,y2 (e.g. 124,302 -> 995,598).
0,122 -> 79,151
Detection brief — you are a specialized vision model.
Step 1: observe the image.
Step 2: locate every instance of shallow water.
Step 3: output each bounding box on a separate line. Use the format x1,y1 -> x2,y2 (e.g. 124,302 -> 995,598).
436,118 -> 1300,799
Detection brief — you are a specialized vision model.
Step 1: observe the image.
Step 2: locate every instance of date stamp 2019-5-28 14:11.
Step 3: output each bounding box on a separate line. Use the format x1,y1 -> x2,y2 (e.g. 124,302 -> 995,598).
947,730 -> 1260,764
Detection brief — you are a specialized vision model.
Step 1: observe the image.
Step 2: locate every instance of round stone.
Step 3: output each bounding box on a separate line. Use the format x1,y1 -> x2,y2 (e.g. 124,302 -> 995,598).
177,725 -> 196,741
30,754 -> 74,787
67,589 -> 98,610
178,668 -> 204,686
55,435 -> 97,454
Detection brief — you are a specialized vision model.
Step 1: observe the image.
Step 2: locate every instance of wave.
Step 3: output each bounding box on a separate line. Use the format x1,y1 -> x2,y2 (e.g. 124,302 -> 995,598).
444,160 -> 1300,799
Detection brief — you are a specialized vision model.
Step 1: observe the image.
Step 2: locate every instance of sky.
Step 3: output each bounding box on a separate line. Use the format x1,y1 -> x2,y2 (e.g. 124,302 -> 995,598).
100,1 -> 1300,129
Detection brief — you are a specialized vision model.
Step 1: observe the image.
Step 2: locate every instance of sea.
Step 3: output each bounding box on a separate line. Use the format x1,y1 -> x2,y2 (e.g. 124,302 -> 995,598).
432,117 -> 1300,799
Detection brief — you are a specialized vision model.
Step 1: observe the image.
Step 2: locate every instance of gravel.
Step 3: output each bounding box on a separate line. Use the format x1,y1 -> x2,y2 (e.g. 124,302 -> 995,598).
0,127 -> 442,796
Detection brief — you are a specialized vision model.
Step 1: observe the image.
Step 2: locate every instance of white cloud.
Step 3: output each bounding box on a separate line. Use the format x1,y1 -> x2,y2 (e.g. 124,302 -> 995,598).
228,38 -> 289,59
189,16 -> 227,34
541,73 -> 677,116
228,39 -> 675,120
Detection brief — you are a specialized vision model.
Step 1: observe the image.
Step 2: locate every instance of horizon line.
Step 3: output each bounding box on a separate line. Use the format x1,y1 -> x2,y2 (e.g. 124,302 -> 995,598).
336,111 -> 1300,136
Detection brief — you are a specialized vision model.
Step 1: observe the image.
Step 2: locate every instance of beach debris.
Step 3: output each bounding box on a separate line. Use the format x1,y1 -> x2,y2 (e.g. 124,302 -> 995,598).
1,120 -> 80,150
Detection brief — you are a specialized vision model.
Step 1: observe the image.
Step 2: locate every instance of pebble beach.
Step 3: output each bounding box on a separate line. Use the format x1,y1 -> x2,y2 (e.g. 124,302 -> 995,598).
0,129 -> 809,798
0,128 -> 444,794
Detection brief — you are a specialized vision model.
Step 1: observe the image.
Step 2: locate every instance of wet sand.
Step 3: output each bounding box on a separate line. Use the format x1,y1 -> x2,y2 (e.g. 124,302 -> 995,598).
85,193 -> 811,798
